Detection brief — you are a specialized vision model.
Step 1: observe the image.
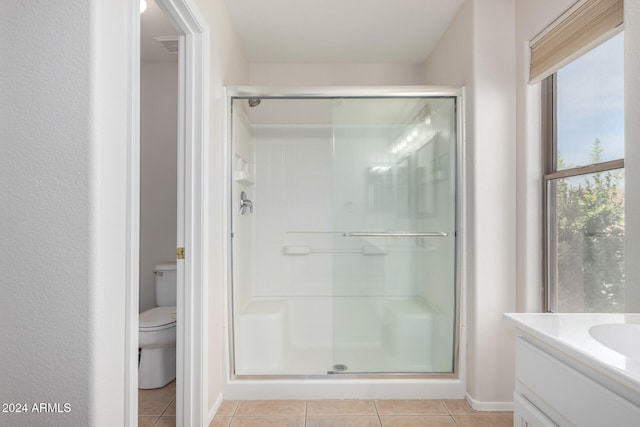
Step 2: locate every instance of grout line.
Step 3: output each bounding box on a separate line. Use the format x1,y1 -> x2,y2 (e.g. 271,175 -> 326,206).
374,400 -> 382,427
159,397 -> 175,417
442,399 -> 452,415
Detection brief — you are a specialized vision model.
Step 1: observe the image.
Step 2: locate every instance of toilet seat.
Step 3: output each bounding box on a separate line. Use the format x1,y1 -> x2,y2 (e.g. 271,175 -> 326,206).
140,306 -> 176,331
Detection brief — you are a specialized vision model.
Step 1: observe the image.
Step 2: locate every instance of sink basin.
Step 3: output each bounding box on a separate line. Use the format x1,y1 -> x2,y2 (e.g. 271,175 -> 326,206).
589,323 -> 640,361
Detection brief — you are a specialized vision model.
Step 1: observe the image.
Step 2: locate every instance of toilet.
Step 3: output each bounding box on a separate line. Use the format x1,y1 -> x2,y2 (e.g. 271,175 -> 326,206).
138,263 -> 177,389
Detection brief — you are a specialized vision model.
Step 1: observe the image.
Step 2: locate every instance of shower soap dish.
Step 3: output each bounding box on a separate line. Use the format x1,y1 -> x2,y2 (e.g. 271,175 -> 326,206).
282,245 -> 311,255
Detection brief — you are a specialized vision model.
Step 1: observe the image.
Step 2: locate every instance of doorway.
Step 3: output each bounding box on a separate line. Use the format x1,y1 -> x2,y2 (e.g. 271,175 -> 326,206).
139,0 -> 179,424
129,0 -> 208,425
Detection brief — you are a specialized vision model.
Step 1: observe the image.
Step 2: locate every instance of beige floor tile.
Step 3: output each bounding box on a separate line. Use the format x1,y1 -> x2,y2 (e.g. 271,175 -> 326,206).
209,416 -> 232,427
230,416 -> 305,427
163,380 -> 177,394
142,393 -> 512,427
138,415 -> 157,427
307,400 -> 377,416
140,379 -> 176,397
375,400 -> 448,416
380,415 -> 457,427
138,382 -> 176,416
442,399 -> 478,415
235,400 -> 306,417
162,398 -> 176,416
306,415 -> 382,427
216,401 -> 239,416
453,414 -> 514,427
153,415 -> 176,427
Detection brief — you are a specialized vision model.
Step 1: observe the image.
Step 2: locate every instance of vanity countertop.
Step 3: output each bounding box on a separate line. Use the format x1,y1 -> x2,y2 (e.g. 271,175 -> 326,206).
504,313 -> 640,395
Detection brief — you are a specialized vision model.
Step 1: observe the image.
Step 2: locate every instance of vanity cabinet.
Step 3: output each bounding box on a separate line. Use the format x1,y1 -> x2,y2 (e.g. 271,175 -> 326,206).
514,335 -> 640,426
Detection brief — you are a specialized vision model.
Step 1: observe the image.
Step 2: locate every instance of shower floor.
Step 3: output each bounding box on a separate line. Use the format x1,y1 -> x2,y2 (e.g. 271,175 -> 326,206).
236,342 -> 433,376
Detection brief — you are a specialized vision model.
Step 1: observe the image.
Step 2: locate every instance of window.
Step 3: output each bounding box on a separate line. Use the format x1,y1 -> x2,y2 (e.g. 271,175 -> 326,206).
543,32 -> 624,312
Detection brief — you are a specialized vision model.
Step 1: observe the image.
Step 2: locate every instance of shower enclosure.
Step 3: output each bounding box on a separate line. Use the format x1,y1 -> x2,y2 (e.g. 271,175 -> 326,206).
228,87 -> 460,378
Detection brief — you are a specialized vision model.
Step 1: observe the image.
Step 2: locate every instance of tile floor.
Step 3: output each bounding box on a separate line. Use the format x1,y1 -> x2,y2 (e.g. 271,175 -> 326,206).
211,399 -> 513,427
138,380 -> 176,427
139,381 -> 513,427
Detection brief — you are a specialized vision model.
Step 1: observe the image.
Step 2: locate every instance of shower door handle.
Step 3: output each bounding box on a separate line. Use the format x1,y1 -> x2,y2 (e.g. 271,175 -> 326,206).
343,232 -> 448,237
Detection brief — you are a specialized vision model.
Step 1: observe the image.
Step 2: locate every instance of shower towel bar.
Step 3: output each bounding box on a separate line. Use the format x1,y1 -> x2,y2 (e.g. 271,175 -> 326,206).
343,232 -> 448,237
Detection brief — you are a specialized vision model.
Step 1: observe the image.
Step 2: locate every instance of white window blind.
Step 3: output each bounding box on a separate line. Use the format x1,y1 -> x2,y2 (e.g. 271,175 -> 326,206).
529,0 -> 623,83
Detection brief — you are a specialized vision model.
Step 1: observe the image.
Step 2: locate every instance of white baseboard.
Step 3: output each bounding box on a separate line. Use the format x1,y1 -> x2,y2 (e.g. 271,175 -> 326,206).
466,393 -> 513,411
207,393 -> 224,425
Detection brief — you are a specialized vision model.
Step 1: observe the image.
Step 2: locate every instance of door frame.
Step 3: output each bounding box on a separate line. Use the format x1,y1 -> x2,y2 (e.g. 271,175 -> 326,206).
127,0 -> 209,425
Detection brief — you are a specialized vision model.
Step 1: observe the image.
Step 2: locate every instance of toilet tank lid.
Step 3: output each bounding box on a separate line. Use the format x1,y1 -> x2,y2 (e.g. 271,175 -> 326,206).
140,306 -> 176,328
155,263 -> 176,272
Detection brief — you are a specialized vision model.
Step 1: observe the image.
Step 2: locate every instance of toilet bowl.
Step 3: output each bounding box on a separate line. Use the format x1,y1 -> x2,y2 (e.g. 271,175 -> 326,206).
138,263 -> 177,389
139,306 -> 176,389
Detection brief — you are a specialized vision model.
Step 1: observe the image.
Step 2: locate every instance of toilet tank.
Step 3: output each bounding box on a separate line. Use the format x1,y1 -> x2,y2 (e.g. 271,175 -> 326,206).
155,263 -> 177,307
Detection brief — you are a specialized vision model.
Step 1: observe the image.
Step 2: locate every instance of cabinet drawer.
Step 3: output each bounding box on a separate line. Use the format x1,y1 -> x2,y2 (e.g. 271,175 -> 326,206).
514,392 -> 557,427
516,337 -> 640,426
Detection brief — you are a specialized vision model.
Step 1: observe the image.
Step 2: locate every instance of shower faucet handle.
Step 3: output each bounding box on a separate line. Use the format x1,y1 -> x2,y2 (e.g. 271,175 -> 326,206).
239,191 -> 253,215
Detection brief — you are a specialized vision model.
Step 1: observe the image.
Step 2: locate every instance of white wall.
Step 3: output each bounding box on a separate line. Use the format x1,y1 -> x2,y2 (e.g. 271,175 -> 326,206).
250,63 -> 425,86
1,0 -> 134,425
1,2 -> 93,424
423,0 -> 517,407
470,0 -> 517,406
140,61 -> 178,312
514,0 -> 575,313
193,0 -> 250,417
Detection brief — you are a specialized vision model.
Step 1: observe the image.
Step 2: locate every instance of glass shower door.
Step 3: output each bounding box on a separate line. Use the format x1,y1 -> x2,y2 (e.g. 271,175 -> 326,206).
330,97 -> 457,374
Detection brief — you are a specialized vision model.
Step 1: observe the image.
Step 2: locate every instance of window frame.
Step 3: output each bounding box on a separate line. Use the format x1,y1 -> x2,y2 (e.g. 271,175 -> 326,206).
541,74 -> 625,313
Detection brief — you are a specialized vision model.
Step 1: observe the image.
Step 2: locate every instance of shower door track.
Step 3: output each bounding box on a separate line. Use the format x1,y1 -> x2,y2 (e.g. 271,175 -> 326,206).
231,371 -> 461,381
228,85 -> 462,100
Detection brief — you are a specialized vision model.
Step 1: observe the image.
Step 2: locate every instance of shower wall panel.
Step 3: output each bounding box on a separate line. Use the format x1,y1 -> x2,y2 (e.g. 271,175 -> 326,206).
253,125 -> 334,297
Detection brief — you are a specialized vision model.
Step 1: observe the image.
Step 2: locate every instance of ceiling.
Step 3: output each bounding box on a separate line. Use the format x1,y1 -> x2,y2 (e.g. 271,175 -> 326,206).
141,0 -> 465,64
141,1 -> 179,62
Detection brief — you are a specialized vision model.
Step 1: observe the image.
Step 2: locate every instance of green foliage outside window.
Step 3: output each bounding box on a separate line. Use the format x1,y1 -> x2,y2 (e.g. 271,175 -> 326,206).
554,139 -> 625,312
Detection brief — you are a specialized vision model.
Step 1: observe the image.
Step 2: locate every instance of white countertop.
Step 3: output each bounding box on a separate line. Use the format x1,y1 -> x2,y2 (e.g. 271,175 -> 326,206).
504,313 -> 640,396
